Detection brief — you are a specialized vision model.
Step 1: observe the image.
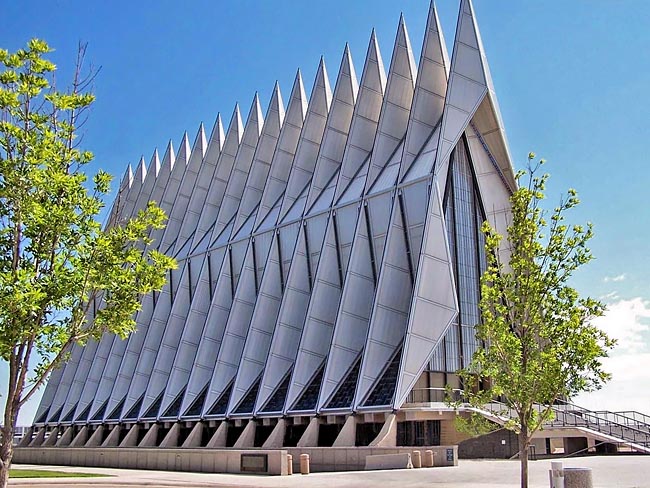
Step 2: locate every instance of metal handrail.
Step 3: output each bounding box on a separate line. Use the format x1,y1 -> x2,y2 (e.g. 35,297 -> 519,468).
405,390 -> 650,449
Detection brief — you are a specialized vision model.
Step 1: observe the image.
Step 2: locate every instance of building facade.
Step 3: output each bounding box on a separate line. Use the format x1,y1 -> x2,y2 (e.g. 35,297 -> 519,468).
31,0 -> 515,450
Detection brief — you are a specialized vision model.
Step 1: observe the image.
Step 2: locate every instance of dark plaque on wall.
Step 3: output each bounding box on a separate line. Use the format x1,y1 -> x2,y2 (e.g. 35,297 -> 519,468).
241,454 -> 269,473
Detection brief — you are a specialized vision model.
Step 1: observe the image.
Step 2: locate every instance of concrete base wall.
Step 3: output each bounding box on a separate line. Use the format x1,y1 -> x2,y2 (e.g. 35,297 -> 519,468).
13,447 -> 289,475
285,446 -> 457,472
13,445 -> 456,474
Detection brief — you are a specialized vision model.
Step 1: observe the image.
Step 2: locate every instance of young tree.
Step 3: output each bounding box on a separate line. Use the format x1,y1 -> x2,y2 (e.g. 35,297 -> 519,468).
455,155 -> 615,488
0,40 -> 175,486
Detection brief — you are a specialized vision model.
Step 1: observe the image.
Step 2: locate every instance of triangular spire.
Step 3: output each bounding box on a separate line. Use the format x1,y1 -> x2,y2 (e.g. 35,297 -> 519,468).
434,0 -> 515,190
193,123 -> 208,159
315,57 -> 333,113
333,27 -> 387,201
161,140 -> 176,175
250,92 -> 265,139
150,148 -> 161,177
269,82 -> 286,131
119,164 -> 133,194
278,57 -> 333,221
286,70 -> 308,129
203,113 -> 225,164
305,43 -> 359,210
135,156 -> 147,185
365,13 -> 417,190
233,82 -> 285,232
399,2 -> 450,179
230,104 -> 245,145
176,131 -> 191,167
255,69 -> 308,227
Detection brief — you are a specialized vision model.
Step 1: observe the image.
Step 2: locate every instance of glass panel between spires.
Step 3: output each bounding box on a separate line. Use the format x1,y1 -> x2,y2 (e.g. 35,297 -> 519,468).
307,168 -> 339,216
255,191 -> 284,233
281,182 -> 310,224
210,215 -> 236,248
190,220 -> 216,255
402,127 -> 439,183
335,153 -> 371,206
232,204 -> 259,241
367,140 -> 405,195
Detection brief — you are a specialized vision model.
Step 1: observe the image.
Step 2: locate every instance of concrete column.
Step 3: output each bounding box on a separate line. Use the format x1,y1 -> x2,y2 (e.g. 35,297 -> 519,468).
29,428 -> 46,447
262,419 -> 286,448
332,415 -> 356,447
138,424 -> 159,447
160,423 -> 181,448
102,425 -> 121,447
42,427 -> 60,446
206,422 -> 227,448
70,426 -> 89,447
182,422 -> 204,448
233,420 -> 256,448
119,424 -> 140,447
18,427 -> 34,447
369,413 -> 397,447
55,426 -> 74,447
297,418 -> 319,447
85,426 -> 105,447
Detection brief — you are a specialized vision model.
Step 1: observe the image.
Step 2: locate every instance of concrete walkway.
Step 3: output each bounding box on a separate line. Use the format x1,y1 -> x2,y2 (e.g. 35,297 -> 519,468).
10,455 -> 650,487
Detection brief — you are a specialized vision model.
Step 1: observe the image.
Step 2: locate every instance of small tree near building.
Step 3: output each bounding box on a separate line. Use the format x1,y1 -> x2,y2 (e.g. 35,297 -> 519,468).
0,40 -> 175,487
453,155 -> 615,488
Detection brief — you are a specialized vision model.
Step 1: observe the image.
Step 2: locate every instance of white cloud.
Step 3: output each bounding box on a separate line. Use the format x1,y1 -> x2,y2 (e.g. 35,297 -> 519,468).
599,291 -> 619,301
577,297 -> 650,413
603,273 -> 626,283
593,297 -> 650,353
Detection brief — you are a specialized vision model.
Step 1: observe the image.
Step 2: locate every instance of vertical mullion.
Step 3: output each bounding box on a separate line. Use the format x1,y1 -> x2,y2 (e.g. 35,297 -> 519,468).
303,222 -> 313,292
332,212 -> 344,287
397,192 -> 415,285
363,203 -> 377,286
276,230 -> 285,293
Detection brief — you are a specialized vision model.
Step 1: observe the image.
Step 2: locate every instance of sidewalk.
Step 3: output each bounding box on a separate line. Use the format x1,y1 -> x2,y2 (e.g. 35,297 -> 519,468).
10,455 -> 650,487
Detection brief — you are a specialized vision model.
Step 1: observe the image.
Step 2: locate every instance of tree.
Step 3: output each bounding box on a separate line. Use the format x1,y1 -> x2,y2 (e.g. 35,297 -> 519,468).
0,40 -> 175,487
453,154 -> 615,488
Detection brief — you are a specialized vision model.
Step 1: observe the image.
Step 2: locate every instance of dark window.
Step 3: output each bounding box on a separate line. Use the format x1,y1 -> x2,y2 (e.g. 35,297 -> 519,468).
61,403 -> 78,423
234,376 -> 262,414
124,394 -> 144,420
363,348 -> 402,407
48,405 -> 63,424
75,404 -> 91,422
326,357 -> 361,409
35,407 -> 50,424
291,364 -> 324,412
106,397 -> 125,421
161,387 -> 186,418
260,369 -> 292,413
355,422 -> 384,446
184,384 -> 208,417
207,381 -> 233,416
397,420 -> 441,446
91,400 -> 108,422
142,391 -> 164,419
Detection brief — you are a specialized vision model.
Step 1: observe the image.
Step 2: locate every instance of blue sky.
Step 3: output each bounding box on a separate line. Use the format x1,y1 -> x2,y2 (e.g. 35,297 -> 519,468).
2,0 -> 650,423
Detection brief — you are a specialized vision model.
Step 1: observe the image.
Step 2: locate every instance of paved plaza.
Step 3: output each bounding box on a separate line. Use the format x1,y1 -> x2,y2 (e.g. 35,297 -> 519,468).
9,455 -> 650,487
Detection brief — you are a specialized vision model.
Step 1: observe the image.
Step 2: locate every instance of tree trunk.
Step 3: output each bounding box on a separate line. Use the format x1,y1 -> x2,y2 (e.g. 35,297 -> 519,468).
518,421 -> 529,488
0,424 -> 13,488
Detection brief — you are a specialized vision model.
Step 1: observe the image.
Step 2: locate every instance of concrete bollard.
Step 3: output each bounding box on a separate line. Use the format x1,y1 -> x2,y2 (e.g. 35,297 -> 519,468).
424,450 -> 434,468
412,450 -> 422,468
550,461 -> 565,488
300,453 -> 310,475
287,454 -> 293,475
